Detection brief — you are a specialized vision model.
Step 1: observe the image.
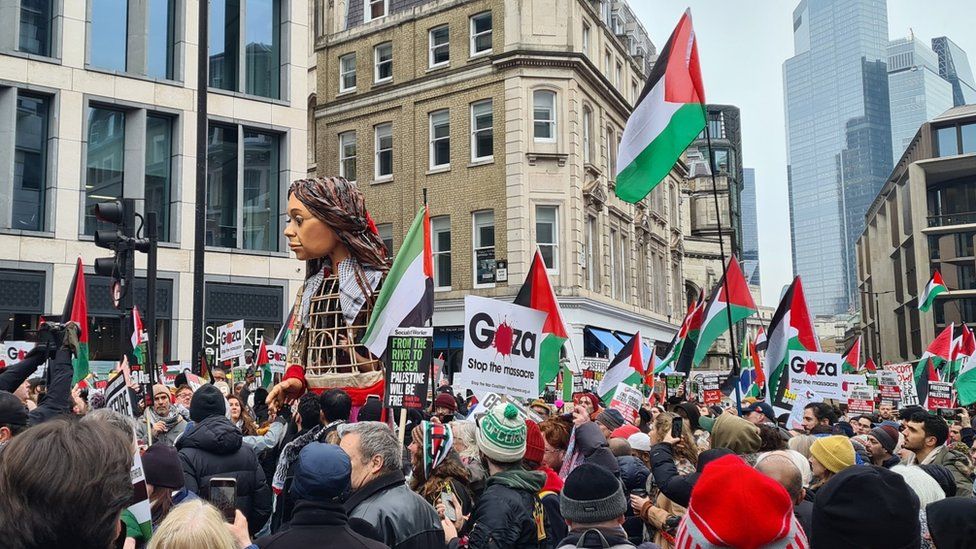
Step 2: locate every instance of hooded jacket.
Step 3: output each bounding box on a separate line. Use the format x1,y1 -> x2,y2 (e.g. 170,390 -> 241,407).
574,422 -> 620,474
709,413 -> 761,454
467,468 -> 551,549
256,500 -> 388,549
177,415 -> 272,535
344,470 -> 445,549
902,445 -> 973,497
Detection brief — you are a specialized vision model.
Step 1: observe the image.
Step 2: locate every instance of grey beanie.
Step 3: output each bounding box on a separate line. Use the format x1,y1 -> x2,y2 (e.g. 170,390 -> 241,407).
596,408 -> 625,431
559,463 -> 627,524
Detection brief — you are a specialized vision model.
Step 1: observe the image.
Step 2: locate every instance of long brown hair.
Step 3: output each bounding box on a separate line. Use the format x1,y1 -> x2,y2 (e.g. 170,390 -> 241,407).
227,395 -> 258,436
653,411 -> 700,464
288,177 -> 390,279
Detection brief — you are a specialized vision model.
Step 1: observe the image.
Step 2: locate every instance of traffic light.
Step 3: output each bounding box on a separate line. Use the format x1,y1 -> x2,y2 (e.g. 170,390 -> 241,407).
92,199 -> 149,308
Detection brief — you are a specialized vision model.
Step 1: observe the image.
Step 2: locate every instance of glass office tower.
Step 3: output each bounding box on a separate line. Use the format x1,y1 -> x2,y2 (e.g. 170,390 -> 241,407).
932,36 -> 976,107
888,36 -> 954,163
741,168 -> 761,288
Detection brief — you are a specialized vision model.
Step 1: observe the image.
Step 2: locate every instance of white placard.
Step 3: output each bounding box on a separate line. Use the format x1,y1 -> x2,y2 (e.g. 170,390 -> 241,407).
105,371 -> 136,418
0,341 -> 34,368
884,363 -> 919,406
217,319 -> 245,360
609,383 -> 643,424
265,344 -> 287,375
455,296 -> 547,399
788,350 -> 844,400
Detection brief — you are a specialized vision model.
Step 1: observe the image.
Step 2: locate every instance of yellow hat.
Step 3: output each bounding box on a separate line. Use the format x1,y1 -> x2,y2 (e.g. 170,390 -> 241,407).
810,435 -> 855,474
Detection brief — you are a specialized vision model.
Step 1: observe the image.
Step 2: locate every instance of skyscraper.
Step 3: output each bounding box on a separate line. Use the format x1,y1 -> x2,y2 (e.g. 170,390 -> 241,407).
932,36 -> 976,107
888,35 -> 954,162
783,0 -> 891,315
741,168 -> 761,289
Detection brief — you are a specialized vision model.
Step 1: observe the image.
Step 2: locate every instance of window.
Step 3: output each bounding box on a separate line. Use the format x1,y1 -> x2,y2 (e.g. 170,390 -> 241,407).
536,206 -> 558,272
339,53 -> 356,92
471,100 -> 493,162
377,223 -> 393,261
11,93 -> 49,231
374,42 -> 393,83
583,106 -> 592,164
429,25 -> 449,67
431,216 -> 451,289
429,110 -> 450,169
582,23 -> 590,56
473,210 -> 495,287
205,123 -> 281,250
631,80 -> 639,104
339,132 -> 357,182
619,234 -> 628,303
470,12 -> 492,56
374,123 -> 393,180
144,115 -> 173,241
585,215 -> 597,291
963,123 -> 976,155
210,0 -> 282,98
147,0 -> 176,79
615,61 -> 622,88
19,0 -> 54,56
84,106 -> 126,235
606,125 -> 616,176
604,50 -> 611,76
609,228 -> 617,298
533,90 -> 556,142
90,0 -> 128,71
365,0 -> 388,22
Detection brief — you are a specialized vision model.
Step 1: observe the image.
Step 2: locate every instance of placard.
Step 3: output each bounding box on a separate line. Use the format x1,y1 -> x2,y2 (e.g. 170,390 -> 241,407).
788,350 -> 844,400
609,383 -> 643,424
455,296 -> 547,399
884,363 -> 919,406
217,320 -> 245,361
699,373 -> 722,405
127,449 -> 153,539
105,371 -> 137,418
383,327 -> 433,409
841,374 -> 867,399
927,381 -> 953,411
576,357 -> 609,393
878,371 -> 902,408
0,341 -> 34,368
466,392 -> 544,424
786,393 -> 815,430
265,344 -> 287,375
185,373 -> 206,392
665,374 -> 686,400
847,386 -> 876,414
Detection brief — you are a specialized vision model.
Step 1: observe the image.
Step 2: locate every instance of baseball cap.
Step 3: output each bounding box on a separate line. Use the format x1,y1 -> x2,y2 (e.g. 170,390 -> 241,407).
0,391 -> 29,428
744,401 -> 776,422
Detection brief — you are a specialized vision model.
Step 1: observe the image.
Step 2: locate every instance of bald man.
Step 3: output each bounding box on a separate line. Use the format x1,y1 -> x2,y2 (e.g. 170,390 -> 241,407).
756,453 -> 812,537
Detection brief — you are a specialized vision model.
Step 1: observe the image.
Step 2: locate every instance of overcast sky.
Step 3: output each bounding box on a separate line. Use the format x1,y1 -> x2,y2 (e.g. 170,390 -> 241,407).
630,1 -> 976,306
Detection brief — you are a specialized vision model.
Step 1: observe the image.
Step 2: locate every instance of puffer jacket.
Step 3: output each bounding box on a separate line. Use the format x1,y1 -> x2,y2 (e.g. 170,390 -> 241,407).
177,415 -> 272,535
344,470 -> 446,549
467,469 -> 552,549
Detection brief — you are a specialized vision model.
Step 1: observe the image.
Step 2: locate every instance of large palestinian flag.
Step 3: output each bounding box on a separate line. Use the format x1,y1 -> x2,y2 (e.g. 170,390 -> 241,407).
955,327 -> 976,405
691,256 -> 757,368
598,331 -> 645,402
615,9 -> 705,203
764,277 -> 819,404
841,336 -> 862,374
63,258 -> 90,385
362,205 -> 434,358
917,324 -> 953,393
918,270 -> 948,312
657,289 -> 705,375
515,249 -> 571,392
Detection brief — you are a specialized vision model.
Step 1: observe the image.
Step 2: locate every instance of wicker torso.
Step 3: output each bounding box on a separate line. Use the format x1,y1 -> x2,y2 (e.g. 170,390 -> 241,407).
286,272 -> 384,390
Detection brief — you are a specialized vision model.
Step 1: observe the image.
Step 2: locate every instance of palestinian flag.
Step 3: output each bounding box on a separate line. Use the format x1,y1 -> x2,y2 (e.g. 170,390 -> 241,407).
656,290 -> 704,375
764,277 -> 819,404
598,331 -> 645,402
956,336 -> 976,405
863,356 -> 877,373
62,258 -> 90,385
917,358 -> 941,408
256,338 -> 272,388
692,256 -> 757,368
131,306 -> 147,366
514,249 -> 571,393
615,9 -> 705,203
362,205 -> 434,358
919,270 -> 948,312
755,326 -> 768,352
953,325 -> 976,383
841,336 -> 862,374
916,323 -> 953,397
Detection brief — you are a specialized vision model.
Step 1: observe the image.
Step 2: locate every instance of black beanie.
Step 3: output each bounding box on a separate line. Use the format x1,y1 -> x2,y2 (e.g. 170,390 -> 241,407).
811,465 -> 920,549
190,384 -> 226,422
357,397 -> 383,422
141,444 -> 185,489
560,463 -> 627,524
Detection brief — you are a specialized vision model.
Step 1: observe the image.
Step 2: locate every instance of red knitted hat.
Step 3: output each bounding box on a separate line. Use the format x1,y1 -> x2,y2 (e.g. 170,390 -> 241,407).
611,424 -> 641,440
675,454 -> 808,549
524,419 -> 545,464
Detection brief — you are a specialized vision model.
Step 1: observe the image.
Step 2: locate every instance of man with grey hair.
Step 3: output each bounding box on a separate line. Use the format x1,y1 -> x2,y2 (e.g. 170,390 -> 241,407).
756,452 -> 812,537
339,421 -> 445,549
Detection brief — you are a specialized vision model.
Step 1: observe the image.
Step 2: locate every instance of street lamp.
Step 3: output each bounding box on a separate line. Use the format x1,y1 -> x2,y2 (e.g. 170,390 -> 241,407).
859,289 -> 895,363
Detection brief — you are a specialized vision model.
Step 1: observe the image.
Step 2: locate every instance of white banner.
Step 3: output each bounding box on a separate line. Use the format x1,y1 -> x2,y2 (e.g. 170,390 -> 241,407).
0,341 -> 34,369
841,374 -> 867,399
455,296 -> 547,399
787,392 -> 816,430
265,344 -> 287,375
466,392 -> 544,424
788,350 -> 844,400
217,319 -> 245,360
609,383 -> 643,424
884,363 -> 919,407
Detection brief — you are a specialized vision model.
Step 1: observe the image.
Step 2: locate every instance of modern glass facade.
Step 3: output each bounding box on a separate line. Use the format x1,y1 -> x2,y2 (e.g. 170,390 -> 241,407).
741,168 -> 760,287
932,36 -> 976,107
887,37 -> 953,163
783,0 -> 891,315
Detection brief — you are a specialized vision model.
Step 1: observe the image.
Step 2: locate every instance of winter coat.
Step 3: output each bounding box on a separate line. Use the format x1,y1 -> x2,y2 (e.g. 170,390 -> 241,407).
709,413 -> 761,454
539,466 -> 567,545
0,348 -> 74,426
902,445 -> 974,497
467,469 -> 552,549
574,422 -> 619,474
618,455 -> 650,494
176,415 -> 273,535
255,500 -> 388,549
557,526 -> 660,549
344,470 -> 446,549
648,443 -> 695,508
638,488 -> 686,549
794,499 -> 813,538
136,407 -> 188,447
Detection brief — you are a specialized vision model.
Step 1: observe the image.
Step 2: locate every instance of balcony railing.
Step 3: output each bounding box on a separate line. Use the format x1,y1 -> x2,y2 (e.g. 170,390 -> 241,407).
927,211 -> 976,227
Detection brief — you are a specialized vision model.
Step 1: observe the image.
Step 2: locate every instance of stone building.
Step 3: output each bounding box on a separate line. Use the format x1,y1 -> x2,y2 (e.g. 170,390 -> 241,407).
311,0 -> 686,374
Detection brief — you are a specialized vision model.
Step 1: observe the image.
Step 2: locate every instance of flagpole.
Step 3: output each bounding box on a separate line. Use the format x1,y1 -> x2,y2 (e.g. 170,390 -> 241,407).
423,188 -> 436,403
702,110 -> 742,379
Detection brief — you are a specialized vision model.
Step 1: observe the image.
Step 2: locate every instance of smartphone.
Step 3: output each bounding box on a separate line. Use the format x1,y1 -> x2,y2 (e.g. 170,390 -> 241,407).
440,491 -> 457,522
629,488 -> 648,498
208,478 -> 237,523
670,416 -> 683,439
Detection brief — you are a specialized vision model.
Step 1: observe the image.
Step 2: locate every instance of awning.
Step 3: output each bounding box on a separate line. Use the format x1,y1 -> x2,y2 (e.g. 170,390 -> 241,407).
613,329 -> 655,364
586,327 -> 625,356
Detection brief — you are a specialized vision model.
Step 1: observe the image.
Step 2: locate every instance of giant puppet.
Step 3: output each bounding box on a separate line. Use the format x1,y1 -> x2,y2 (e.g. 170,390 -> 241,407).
266,176 -> 389,413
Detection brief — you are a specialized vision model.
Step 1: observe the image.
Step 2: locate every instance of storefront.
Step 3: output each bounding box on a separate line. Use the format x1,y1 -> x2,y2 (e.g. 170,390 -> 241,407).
583,326 -> 658,361
0,269 -> 46,340
203,281 -> 285,366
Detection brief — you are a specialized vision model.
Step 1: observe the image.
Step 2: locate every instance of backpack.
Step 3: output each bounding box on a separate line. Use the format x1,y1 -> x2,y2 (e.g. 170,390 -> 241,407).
556,528 -> 635,549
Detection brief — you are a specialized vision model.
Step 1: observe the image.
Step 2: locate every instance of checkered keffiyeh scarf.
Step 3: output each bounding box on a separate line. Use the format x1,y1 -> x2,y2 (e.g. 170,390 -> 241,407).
299,259 -> 382,329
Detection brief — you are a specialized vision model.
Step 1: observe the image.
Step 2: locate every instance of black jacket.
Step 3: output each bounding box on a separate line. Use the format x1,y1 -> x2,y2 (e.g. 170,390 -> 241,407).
556,526 -> 660,549
344,470 -> 446,549
467,469 -> 551,549
795,499 -> 813,538
177,415 -> 272,535
648,443 -> 695,508
0,348 -> 73,426
574,422 -> 619,474
256,500 -> 388,549
618,456 -> 650,494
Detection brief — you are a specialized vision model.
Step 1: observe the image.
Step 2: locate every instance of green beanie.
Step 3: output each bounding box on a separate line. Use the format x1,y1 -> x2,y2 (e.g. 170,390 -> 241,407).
476,403 -> 526,463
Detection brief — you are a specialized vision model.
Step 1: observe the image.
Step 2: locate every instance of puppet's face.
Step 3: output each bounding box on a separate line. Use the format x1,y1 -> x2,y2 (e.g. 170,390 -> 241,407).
284,194 -> 343,260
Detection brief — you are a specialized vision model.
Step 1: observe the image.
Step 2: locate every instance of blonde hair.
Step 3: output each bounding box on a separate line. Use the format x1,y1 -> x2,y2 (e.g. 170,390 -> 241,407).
653,412 -> 699,464
449,420 -> 481,462
147,499 -> 236,549
787,434 -> 816,459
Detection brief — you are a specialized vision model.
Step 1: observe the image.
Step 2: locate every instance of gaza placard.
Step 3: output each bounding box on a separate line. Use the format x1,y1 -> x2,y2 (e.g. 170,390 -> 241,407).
788,350 -> 844,400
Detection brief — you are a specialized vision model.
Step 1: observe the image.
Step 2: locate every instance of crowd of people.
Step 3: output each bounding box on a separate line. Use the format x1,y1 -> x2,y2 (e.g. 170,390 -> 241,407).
3,324 -> 976,548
